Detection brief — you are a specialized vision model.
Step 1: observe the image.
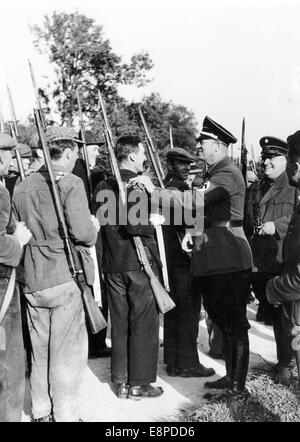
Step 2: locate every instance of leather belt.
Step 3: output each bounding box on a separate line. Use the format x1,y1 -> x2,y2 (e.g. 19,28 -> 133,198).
204,220 -> 243,228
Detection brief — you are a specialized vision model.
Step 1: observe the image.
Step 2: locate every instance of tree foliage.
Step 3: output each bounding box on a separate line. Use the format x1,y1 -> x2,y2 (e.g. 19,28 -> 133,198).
30,11 -> 199,174
31,11 -> 153,124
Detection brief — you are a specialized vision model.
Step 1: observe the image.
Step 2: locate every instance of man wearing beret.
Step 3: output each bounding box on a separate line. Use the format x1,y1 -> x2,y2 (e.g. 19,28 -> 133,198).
244,136 -> 297,379
13,126 -> 100,422
131,116 -> 253,397
6,143 -> 32,198
162,147 -> 215,378
0,132 -> 32,421
266,131 -> 300,394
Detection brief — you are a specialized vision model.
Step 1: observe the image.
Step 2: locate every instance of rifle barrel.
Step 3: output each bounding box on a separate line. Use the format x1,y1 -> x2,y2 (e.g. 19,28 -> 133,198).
28,59 -> 47,131
76,90 -> 93,203
138,106 -> 165,180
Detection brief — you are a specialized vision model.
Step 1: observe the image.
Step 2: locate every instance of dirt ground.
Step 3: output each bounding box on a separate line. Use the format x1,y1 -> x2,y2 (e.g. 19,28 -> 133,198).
22,301 -> 277,422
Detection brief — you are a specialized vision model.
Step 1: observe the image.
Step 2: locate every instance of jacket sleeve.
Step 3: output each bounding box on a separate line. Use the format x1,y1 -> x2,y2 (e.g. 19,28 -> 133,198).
266,267 -> 300,304
61,176 -> 98,247
0,185 -> 23,267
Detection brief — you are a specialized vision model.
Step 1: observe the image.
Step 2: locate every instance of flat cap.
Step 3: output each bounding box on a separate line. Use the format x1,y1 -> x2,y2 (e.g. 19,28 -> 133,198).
46,126 -> 83,144
79,129 -> 105,146
166,147 -> 194,163
196,116 -> 237,147
259,136 -> 288,158
12,143 -> 32,158
0,132 -> 16,150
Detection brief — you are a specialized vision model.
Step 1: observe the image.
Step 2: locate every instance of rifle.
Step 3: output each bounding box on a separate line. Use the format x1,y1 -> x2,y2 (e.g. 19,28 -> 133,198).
250,144 -> 257,175
138,106 -> 165,180
6,86 -> 25,181
28,59 -> 47,131
98,90 -> 175,313
241,117 -> 248,185
34,109 -> 106,333
76,90 -> 93,204
0,102 -> 5,133
169,125 -> 174,149
230,143 -> 234,162
76,90 -> 103,308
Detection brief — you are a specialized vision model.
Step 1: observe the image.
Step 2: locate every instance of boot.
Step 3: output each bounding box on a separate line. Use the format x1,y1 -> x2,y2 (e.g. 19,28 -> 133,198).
204,335 -> 231,389
230,337 -> 249,394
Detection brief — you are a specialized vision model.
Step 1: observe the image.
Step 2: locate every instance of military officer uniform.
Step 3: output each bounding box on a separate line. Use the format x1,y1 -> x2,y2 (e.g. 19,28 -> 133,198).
244,137 -> 296,376
150,117 -> 253,395
162,148 -> 214,377
192,117 -> 253,395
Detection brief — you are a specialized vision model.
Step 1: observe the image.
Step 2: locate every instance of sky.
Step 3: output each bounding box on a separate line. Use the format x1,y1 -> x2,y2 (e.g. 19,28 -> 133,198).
1,0 -> 300,159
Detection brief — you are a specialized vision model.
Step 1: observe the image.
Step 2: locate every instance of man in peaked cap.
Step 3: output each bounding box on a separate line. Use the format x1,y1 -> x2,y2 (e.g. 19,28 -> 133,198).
0,132 -> 32,422
244,135 -> 298,380
130,116 -> 253,398
162,147 -> 215,378
12,125 -> 100,421
266,130 -> 300,394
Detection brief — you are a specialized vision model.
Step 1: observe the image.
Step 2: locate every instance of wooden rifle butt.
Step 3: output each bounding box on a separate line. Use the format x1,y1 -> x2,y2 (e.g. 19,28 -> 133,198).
146,268 -> 175,314
81,283 -> 107,334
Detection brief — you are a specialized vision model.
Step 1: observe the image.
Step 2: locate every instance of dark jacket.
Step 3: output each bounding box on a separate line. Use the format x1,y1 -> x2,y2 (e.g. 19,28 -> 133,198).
163,173 -> 191,268
13,165 -> 98,293
94,169 -> 161,274
244,172 -> 297,273
267,201 -> 300,303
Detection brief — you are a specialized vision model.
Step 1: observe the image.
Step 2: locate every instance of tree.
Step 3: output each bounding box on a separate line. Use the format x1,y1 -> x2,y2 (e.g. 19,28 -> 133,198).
31,12 -> 199,174
31,11 -> 153,125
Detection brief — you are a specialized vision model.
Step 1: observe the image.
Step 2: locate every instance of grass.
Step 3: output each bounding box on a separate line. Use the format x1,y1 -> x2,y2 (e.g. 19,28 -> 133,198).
180,366 -> 300,422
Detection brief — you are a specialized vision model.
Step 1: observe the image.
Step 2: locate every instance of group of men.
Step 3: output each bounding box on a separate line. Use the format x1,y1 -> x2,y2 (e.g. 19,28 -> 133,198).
1,111 -> 300,422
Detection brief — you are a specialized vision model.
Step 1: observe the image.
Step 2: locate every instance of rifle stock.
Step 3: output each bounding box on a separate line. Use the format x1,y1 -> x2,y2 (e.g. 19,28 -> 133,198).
98,91 -> 175,313
34,109 -> 106,334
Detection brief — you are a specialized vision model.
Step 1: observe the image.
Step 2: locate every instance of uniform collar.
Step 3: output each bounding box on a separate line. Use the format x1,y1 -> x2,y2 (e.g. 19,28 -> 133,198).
206,157 -> 231,176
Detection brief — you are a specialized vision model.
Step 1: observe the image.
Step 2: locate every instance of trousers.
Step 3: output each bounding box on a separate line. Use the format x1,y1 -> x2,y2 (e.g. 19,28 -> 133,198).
25,280 -> 88,422
0,282 -> 25,422
163,267 -> 201,369
106,270 -> 159,386
252,272 -> 294,368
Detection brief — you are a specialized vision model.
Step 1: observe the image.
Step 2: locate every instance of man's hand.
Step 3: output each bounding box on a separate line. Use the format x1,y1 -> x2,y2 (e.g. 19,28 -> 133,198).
128,176 -> 156,194
13,221 -> 32,247
91,215 -> 100,232
181,232 -> 193,253
257,221 -> 276,236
